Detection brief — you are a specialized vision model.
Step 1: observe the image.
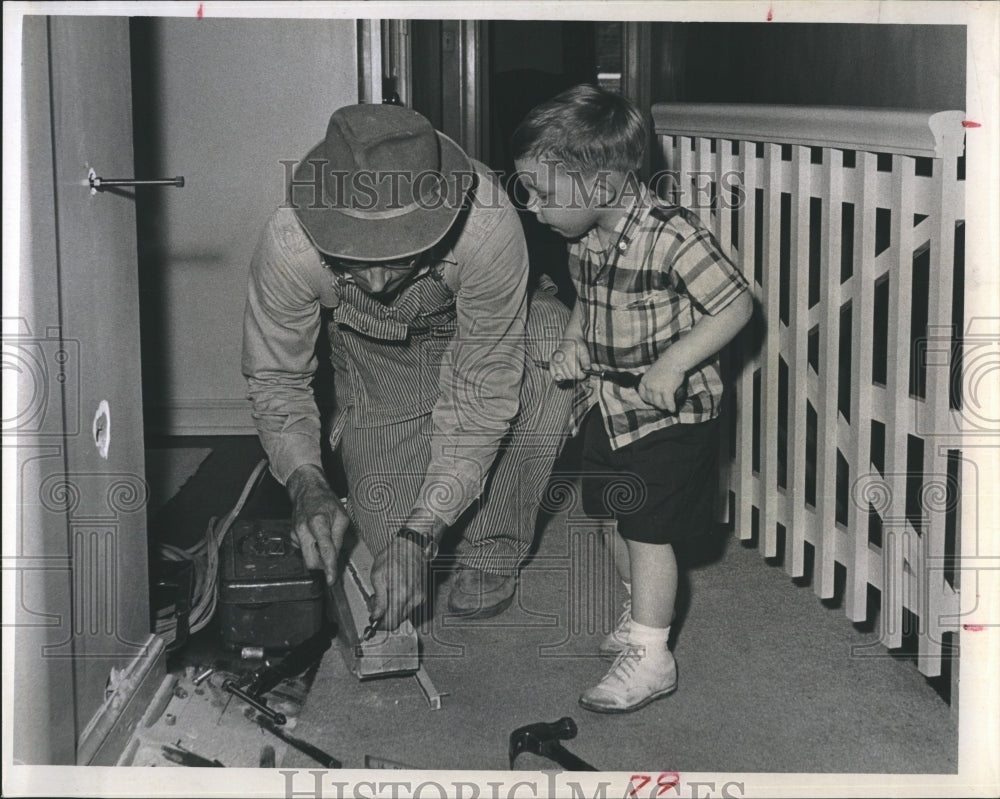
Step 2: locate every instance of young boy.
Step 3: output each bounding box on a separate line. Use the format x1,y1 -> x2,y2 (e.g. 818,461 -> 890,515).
513,85 -> 752,713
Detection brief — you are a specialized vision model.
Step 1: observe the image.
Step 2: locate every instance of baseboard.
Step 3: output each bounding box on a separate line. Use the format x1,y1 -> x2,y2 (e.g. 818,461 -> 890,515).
145,399 -> 257,436
76,634 -> 168,766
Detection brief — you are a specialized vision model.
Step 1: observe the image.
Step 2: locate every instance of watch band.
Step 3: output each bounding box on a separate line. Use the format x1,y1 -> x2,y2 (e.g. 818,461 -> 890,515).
395,526 -> 438,559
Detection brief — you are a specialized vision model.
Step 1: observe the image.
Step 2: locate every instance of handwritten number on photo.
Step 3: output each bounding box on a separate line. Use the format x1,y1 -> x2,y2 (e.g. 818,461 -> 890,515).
626,773 -> 680,797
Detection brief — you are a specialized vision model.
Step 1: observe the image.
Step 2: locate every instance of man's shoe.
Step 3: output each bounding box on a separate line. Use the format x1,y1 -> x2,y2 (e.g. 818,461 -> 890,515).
598,598 -> 632,659
578,643 -> 677,713
447,567 -> 517,619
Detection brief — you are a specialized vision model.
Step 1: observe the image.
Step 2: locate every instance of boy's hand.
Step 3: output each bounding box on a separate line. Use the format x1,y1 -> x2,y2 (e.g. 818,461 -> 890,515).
549,337 -> 591,382
638,358 -> 687,413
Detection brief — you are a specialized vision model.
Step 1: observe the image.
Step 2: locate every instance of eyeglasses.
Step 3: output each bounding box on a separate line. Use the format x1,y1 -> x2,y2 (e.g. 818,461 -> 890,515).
325,254 -> 422,273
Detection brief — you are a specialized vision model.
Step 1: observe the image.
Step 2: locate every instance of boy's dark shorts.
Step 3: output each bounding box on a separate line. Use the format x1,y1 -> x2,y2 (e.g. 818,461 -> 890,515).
579,406 -> 720,545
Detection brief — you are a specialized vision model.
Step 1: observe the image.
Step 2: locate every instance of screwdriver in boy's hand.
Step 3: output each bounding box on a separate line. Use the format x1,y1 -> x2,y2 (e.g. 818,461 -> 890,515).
533,359 -> 642,389
534,358 -> 688,411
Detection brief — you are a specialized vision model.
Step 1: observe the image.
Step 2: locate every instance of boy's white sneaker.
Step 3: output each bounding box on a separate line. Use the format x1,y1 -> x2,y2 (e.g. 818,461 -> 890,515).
598,598 -> 632,659
579,635 -> 677,714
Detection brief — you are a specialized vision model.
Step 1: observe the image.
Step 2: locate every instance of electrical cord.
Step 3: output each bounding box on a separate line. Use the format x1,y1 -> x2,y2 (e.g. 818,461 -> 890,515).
154,458 -> 270,641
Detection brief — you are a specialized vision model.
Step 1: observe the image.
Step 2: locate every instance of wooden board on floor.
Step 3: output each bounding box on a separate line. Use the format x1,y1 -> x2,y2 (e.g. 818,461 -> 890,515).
330,526 -> 420,680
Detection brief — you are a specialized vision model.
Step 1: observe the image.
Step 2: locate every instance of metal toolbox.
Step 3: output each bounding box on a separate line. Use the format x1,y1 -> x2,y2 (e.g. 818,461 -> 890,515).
218,519 -> 325,651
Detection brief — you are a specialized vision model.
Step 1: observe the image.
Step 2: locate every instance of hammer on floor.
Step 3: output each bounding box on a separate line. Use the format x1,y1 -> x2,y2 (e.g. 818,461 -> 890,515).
508,717 -> 597,771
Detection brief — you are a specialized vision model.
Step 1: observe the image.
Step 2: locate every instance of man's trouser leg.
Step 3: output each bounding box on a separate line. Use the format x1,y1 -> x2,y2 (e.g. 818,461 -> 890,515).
339,289 -> 572,569
339,412 -> 431,557
452,289 -> 574,575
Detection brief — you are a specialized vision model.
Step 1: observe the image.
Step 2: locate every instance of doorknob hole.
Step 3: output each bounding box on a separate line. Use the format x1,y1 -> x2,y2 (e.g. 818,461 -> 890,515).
93,400 -> 111,459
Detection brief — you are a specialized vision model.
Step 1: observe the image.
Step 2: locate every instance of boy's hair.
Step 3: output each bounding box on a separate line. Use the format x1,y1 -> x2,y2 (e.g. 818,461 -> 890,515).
512,84 -> 646,173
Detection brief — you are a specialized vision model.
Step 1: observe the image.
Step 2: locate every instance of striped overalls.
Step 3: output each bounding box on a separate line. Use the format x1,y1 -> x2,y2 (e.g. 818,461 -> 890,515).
327,268 -> 573,575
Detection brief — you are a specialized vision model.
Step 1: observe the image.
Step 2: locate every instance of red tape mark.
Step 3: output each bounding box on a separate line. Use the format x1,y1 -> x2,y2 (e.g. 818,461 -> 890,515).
962,120 -> 981,128
963,624 -> 985,632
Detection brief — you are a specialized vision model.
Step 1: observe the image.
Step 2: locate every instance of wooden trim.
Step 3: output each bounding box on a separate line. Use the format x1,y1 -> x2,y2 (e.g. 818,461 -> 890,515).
460,20 -> 486,161
652,104 -> 967,159
439,20 -> 486,160
623,22 -> 652,180
383,19 -> 411,106
357,20 -> 382,104
76,635 -> 167,765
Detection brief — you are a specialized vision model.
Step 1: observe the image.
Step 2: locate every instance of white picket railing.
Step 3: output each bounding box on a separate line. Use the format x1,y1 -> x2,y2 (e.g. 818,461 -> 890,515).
652,103 -> 966,677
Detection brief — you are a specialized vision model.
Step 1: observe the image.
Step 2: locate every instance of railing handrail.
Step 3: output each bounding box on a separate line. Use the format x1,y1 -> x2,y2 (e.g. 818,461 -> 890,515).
651,103 -> 966,160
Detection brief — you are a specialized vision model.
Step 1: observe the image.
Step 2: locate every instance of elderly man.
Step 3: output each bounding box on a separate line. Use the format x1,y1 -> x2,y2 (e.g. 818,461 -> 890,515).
242,103 -> 571,629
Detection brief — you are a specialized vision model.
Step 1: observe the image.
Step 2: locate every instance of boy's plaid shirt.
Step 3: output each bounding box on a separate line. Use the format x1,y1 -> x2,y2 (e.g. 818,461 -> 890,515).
568,185 -> 749,450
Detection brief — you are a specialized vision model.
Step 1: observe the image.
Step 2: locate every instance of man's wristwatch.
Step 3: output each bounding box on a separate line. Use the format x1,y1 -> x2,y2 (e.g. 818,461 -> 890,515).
395,527 -> 438,560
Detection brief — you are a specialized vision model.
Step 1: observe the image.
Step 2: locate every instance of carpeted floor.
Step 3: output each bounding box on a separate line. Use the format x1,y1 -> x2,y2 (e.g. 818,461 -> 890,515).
283,511 -> 957,773
147,436 -> 958,774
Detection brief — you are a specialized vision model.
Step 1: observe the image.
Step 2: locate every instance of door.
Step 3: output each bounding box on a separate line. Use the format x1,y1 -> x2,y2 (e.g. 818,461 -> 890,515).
129,17 -> 358,435
408,19 -> 488,161
11,15 -> 152,764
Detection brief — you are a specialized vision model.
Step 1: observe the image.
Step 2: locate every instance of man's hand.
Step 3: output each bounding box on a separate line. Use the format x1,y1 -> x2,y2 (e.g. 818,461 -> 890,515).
287,464 -> 350,586
549,337 -> 591,383
369,537 -> 427,632
638,357 -> 687,413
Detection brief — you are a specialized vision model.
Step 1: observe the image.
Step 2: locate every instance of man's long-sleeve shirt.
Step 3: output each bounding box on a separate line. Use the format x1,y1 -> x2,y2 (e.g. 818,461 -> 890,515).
241,162 -> 529,527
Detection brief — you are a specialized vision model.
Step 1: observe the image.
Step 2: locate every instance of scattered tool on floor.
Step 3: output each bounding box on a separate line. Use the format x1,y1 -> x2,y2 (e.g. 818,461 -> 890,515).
257,716 -> 342,768
123,666 -> 301,768
192,667 -> 214,686
223,679 -> 287,725
508,717 -> 597,771
161,743 -> 225,767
